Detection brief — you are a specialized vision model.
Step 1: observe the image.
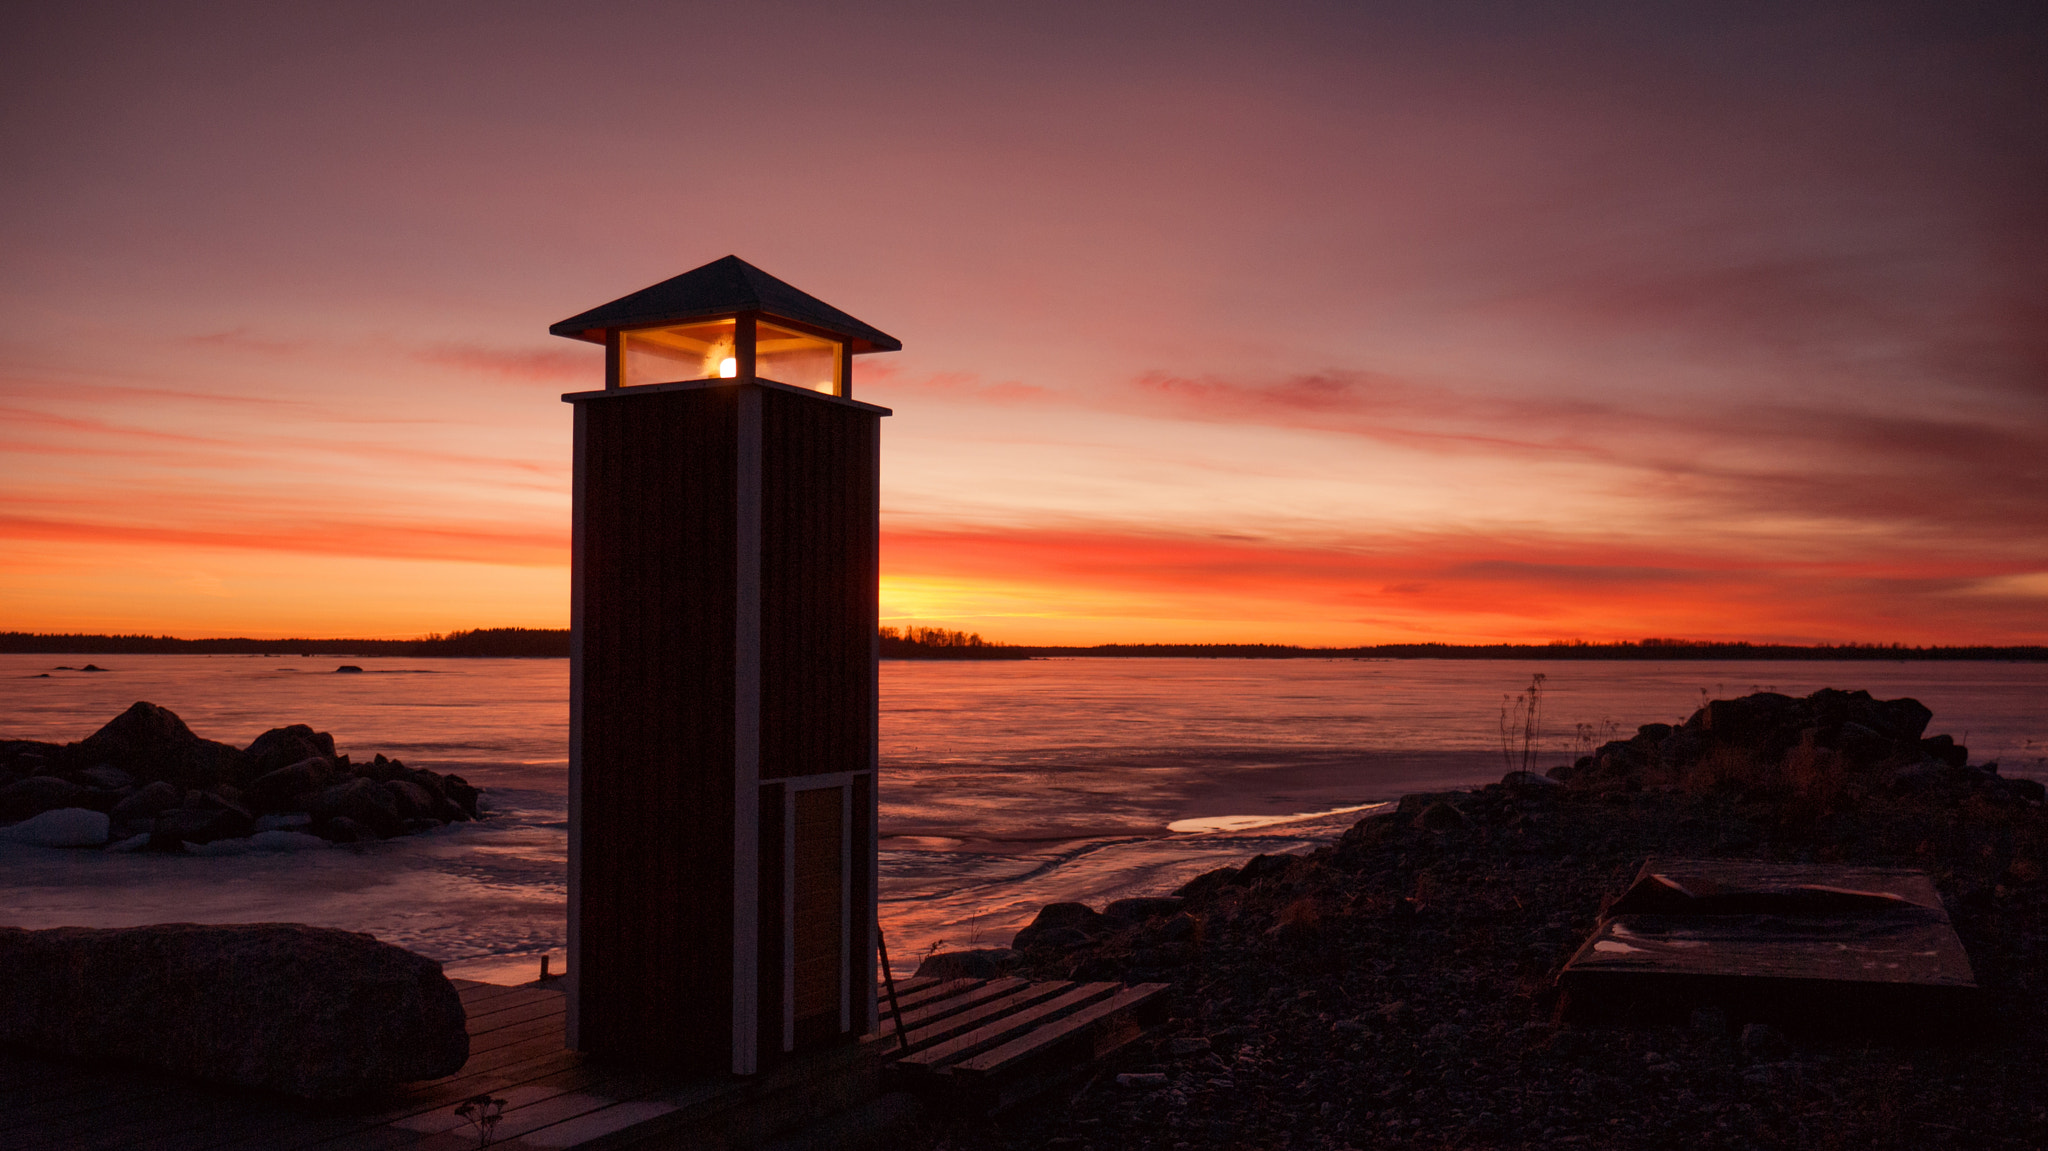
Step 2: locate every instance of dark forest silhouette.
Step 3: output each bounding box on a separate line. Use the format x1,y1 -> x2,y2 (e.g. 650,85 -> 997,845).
2,631 -> 2042,660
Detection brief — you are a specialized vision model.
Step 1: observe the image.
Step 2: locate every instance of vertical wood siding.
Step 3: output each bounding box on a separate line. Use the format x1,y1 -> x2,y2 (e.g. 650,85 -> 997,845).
758,388 -> 879,781
573,386 -> 740,1071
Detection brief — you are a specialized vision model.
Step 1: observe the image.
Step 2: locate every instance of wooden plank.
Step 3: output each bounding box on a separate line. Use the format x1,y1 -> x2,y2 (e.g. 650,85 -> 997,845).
951,984 -> 1172,1076
891,978 -> 1029,1031
463,994 -> 568,1036
894,983 -> 1077,1054
890,977 -> 987,1011
861,979 -> 1021,1050
895,983 -> 1118,1071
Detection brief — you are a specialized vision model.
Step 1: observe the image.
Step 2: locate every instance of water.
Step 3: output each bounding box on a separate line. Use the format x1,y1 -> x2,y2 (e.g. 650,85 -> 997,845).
3,654 -> 2044,981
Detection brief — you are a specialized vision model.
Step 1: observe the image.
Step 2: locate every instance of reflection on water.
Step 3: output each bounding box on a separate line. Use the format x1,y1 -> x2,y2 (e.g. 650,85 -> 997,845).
2,655 -> 2043,981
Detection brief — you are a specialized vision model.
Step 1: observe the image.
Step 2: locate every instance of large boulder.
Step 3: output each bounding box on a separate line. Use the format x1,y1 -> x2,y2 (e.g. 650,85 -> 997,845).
69,702 -> 246,789
310,777 -> 404,839
0,776 -> 87,822
0,923 -> 468,1098
244,725 -> 339,778
244,756 -> 341,812
109,780 -> 182,824
1,807 -> 109,847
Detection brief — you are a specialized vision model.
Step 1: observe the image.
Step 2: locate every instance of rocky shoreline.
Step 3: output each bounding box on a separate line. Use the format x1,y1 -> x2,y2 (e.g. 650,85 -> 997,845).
0,701 -> 482,851
905,689 -> 2048,1150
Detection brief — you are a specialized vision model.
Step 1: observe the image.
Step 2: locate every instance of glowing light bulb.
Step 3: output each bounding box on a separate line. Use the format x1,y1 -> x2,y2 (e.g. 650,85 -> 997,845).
719,357 -> 737,378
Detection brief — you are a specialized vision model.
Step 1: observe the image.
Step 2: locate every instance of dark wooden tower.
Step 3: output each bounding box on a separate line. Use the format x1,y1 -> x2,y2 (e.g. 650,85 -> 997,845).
551,256 -> 898,1075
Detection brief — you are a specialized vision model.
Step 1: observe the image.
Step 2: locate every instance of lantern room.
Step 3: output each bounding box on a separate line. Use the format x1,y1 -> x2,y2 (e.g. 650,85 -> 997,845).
549,254 -> 901,395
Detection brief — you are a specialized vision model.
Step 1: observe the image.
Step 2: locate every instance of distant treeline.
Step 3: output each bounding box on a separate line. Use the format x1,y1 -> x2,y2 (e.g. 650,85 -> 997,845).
4,632 -> 2041,661
1017,640 -> 2048,661
879,626 -> 1030,660
0,628 -> 572,658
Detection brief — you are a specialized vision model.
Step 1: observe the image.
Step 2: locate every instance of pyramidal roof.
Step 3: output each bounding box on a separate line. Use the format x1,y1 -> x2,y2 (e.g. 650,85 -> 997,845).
549,256 -> 901,353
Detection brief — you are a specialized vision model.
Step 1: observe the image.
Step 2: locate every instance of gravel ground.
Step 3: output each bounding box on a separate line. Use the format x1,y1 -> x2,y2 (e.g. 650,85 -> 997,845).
899,700 -> 2048,1151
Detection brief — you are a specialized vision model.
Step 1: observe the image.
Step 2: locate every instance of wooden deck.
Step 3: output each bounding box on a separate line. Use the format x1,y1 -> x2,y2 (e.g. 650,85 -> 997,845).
2,975 -> 1173,1147
0,980 -> 880,1150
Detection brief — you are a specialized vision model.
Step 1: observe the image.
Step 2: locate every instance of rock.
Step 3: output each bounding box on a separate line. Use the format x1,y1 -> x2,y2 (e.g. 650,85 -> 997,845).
1104,896 -> 1186,925
244,757 -> 340,811
105,832 -> 151,853
1165,1037 -> 1212,1057
76,765 -> 135,790
914,948 -> 1022,980
1013,902 -> 1103,949
1739,1022 -> 1789,1060
245,830 -> 330,852
149,805 -> 254,849
1173,866 -> 1242,901
110,778 -> 181,818
70,702 -> 246,789
1235,852 -> 1303,884
385,779 -> 436,820
310,777 -> 403,838
2008,777 -> 2046,805
243,724 -> 339,778
440,773 -> 482,817
1502,770 -> 1562,789
0,776 -> 88,821
1116,1072 -> 1168,1089
317,815 -> 376,843
1416,801 -> 1468,831
1920,734 -> 1969,768
254,812 -> 314,832
1,807 -> 110,847
335,665 -> 364,673
0,923 -> 467,1098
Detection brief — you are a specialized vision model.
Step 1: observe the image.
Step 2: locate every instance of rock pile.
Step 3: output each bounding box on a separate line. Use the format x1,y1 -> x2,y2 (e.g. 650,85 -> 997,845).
903,690 -> 2048,1150
1551,687 -> 2044,808
0,701 -> 481,851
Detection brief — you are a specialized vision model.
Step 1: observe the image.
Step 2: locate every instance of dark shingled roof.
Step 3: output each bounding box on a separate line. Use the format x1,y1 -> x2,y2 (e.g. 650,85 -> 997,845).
548,255 -> 901,352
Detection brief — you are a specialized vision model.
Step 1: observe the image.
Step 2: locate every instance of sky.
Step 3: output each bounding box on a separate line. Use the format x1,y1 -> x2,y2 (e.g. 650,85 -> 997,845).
2,1 -> 2044,645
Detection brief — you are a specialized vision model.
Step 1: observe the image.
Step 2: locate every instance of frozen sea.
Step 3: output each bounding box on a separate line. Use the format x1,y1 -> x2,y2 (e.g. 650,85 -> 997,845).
3,654 -> 2043,981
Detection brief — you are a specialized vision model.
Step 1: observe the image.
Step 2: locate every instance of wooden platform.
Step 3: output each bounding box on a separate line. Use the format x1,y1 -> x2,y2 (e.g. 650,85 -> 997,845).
0,979 -> 880,1150
872,975 -> 1172,1114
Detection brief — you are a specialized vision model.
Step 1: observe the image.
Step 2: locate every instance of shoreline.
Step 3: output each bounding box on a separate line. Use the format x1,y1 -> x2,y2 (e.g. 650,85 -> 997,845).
901,691 -> 2048,1150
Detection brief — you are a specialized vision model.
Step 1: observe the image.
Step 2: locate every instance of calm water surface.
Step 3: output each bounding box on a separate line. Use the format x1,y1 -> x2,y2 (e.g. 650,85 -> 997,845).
3,655 -> 2042,980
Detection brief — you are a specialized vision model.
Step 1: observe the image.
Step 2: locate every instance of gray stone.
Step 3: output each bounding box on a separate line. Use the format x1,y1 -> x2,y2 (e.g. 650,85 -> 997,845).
311,777 -> 402,838
245,757 -> 339,812
2,807 -> 110,847
0,923 -> 467,1099
110,780 -> 181,823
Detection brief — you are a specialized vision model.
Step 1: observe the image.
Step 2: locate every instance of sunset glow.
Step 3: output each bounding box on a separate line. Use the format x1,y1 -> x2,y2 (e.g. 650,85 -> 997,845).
2,3 -> 2043,644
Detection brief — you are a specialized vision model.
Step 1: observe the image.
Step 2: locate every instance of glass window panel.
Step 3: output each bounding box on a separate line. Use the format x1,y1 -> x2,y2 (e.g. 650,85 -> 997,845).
756,320 -> 841,395
620,319 -> 737,387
